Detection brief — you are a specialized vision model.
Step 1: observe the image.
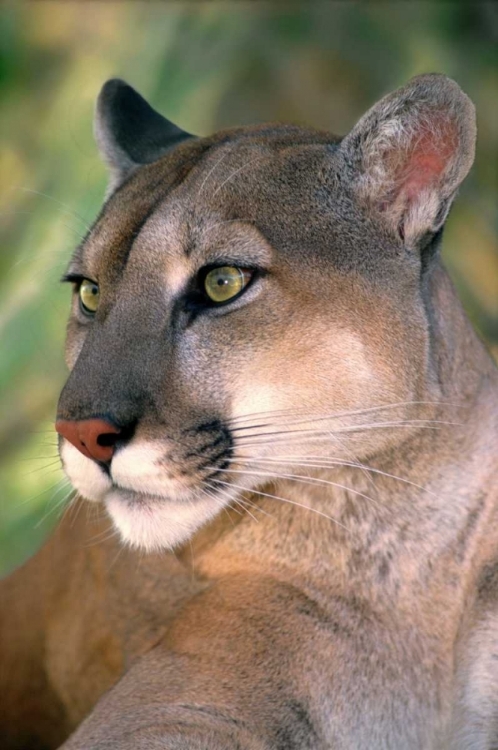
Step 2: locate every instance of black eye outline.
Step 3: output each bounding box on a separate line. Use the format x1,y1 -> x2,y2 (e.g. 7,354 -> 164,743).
61,274 -> 99,317
180,263 -> 262,321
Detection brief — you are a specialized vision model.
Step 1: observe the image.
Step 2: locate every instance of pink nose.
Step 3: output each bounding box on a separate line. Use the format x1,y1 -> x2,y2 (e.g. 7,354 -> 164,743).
55,418 -> 121,463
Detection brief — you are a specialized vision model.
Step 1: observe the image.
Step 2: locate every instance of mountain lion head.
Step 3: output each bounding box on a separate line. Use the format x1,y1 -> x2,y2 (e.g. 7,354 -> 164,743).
56,75 -> 476,551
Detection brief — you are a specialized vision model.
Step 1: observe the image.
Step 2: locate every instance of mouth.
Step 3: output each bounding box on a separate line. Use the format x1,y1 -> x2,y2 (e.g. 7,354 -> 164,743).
106,485 -> 183,506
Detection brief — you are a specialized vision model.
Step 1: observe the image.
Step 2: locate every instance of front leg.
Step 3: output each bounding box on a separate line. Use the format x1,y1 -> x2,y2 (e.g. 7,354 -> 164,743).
62,703 -> 269,750
60,575 -> 323,750
60,572 -> 451,750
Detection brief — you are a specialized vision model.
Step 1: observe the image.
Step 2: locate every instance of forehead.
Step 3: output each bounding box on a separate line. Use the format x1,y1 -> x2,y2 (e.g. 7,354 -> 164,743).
71,124 -> 396,288
75,124 -> 336,264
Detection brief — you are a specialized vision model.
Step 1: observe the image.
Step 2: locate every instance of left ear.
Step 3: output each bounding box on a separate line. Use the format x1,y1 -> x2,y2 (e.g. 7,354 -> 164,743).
94,79 -> 194,193
340,74 -> 476,247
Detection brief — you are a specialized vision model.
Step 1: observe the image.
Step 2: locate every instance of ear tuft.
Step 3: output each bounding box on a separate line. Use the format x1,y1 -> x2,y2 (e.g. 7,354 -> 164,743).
94,79 -> 193,193
341,74 -> 476,246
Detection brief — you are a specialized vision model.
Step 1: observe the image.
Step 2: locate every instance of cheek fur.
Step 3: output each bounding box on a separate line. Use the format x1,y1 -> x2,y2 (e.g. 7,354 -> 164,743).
232,328 -> 378,421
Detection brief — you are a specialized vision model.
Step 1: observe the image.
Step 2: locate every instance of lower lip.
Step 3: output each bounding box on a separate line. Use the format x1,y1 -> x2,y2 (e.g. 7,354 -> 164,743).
105,488 -> 168,507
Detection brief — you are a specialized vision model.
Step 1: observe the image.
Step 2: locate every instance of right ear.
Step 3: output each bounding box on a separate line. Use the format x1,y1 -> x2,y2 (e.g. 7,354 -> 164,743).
339,74 -> 476,249
94,79 -> 194,193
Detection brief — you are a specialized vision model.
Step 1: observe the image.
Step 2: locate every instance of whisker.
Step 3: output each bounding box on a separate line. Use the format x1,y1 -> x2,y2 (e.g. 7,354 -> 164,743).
18,454 -> 60,461
17,188 -> 91,231
233,418 -> 460,444
19,477 -> 68,508
227,406 -> 303,425
22,460 -> 62,477
8,239 -> 84,273
211,478 -> 349,532
204,479 -> 273,521
234,421 -> 455,450
72,495 -> 89,527
228,456 -> 437,498
226,400 -> 462,428
313,414 -> 380,500
211,155 -> 269,199
84,526 -> 121,548
236,495 -> 273,519
210,491 -> 242,525
233,498 -> 260,523
57,490 -> 80,527
219,487 -> 262,523
106,543 -> 126,573
215,466 -> 382,510
196,149 -> 231,195
202,483 -> 242,518
34,481 -> 73,528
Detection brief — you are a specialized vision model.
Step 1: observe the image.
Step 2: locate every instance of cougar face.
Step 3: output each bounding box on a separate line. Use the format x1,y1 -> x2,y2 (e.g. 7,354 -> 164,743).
56,76 -> 475,551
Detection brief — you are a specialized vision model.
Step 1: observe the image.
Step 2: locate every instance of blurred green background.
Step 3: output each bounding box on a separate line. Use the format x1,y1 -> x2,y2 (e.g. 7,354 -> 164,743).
1,1 -> 497,575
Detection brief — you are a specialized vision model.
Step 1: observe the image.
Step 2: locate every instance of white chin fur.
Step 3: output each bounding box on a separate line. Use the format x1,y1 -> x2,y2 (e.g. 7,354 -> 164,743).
60,441 -> 112,501
60,438 -> 238,551
105,490 -> 226,551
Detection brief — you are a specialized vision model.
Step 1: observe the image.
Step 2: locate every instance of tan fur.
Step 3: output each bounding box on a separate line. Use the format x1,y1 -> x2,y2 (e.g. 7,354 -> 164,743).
1,75 -> 497,749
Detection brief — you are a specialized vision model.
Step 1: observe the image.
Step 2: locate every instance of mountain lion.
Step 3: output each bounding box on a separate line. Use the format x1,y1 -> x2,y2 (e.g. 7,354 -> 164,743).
1,74 -> 497,749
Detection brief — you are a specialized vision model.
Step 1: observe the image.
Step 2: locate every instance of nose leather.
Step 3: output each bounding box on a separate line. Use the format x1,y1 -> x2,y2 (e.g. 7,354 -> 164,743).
55,418 -> 121,463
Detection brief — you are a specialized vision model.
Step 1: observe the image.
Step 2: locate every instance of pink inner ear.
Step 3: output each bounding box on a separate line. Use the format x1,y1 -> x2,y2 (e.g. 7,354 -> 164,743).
400,118 -> 459,201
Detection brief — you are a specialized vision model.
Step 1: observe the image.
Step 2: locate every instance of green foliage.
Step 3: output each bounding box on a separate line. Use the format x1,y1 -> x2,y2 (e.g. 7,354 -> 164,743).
1,1 -> 497,575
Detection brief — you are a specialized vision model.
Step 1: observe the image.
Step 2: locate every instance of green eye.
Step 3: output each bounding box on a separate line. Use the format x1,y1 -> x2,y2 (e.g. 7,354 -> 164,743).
204,266 -> 252,304
79,279 -> 100,313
